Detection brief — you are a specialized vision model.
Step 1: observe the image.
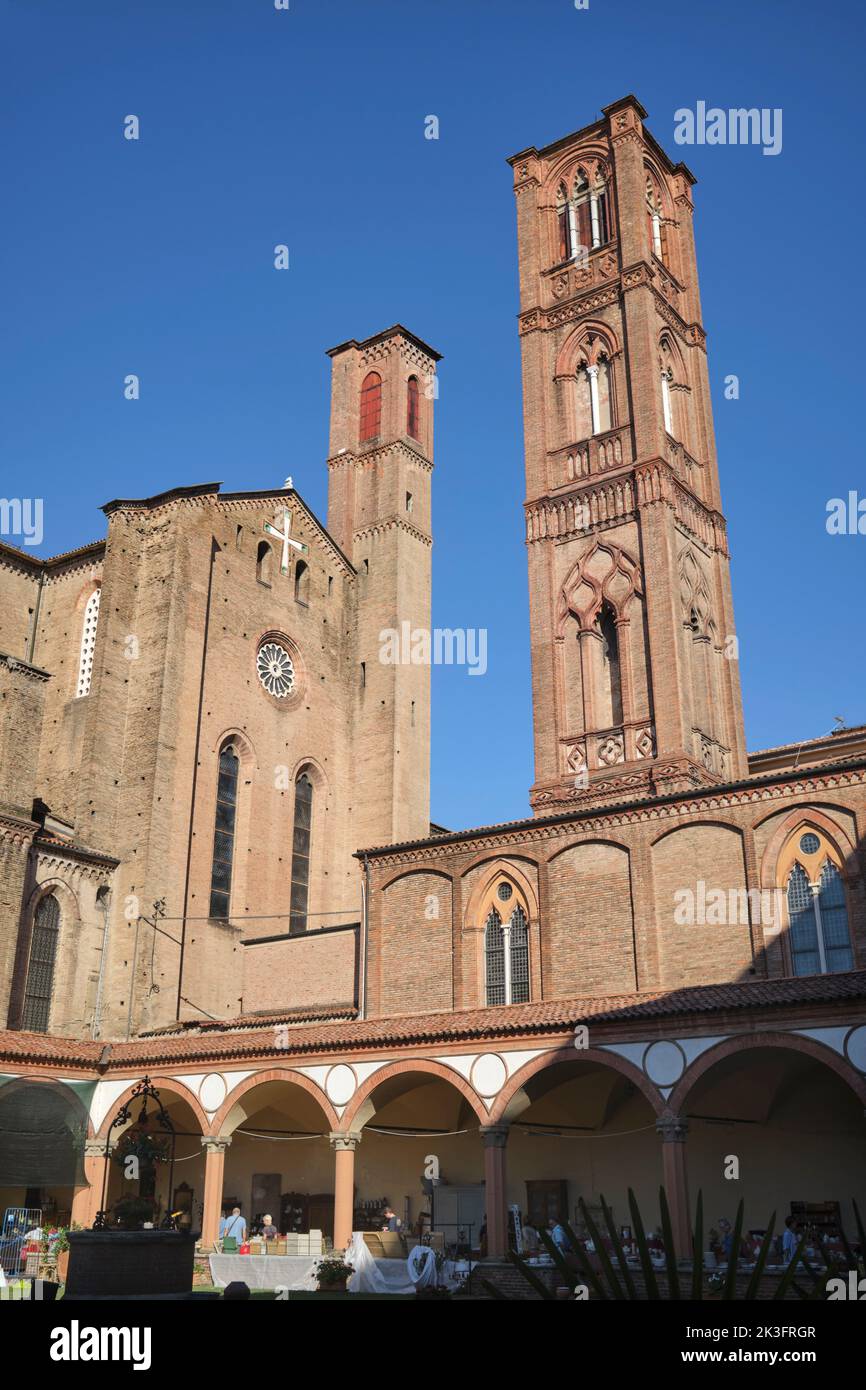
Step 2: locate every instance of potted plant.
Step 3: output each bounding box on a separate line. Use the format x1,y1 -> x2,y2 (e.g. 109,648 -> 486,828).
314,1253 -> 354,1293
39,1225 -> 74,1284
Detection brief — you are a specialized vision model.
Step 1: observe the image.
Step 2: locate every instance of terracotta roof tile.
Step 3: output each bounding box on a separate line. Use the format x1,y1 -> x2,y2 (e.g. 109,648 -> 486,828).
1,971 -> 864,1071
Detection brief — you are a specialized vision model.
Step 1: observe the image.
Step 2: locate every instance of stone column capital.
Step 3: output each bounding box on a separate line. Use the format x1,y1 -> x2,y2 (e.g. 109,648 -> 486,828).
329,1131 -> 362,1153
656,1112 -> 688,1144
201,1135 -> 232,1154
479,1124 -> 510,1149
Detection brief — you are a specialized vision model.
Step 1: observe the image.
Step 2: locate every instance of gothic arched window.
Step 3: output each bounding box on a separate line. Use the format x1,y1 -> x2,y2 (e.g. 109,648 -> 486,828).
782,830 -> 854,976
76,588 -> 100,698
290,772 -> 313,934
294,559 -> 309,605
256,540 -> 273,585
575,354 -> 613,438
646,171 -> 667,262
360,371 -> 382,442
557,168 -> 611,265
209,743 -> 239,919
485,909 -> 506,1006
556,184 -> 571,261
484,882 -> 531,1005
407,375 -> 420,439
22,893 -> 61,1032
599,603 -> 624,728
659,337 -> 688,444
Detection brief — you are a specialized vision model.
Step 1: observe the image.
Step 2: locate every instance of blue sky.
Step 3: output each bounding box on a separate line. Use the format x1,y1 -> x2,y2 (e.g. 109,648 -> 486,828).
3,0 -> 864,831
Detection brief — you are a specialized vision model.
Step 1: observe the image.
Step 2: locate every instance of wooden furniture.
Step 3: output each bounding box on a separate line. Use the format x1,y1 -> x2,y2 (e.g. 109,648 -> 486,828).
525,1179 -> 569,1231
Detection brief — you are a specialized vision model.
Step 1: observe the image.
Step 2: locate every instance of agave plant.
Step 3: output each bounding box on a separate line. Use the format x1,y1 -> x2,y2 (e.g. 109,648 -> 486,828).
482,1188 -> 865,1301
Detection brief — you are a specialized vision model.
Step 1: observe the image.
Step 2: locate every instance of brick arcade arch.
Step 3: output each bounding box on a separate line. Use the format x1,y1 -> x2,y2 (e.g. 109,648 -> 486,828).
211,1066 -> 339,1137
667,1031 -> 866,1114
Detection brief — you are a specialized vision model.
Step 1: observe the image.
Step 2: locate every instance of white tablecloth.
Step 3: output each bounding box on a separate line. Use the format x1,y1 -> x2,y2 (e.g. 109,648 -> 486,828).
208,1255 -> 318,1289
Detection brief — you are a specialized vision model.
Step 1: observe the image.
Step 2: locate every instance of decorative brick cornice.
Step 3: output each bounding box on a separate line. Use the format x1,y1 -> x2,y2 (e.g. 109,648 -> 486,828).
358,762 -> 866,866
353,516 -> 432,548
0,813 -> 37,849
519,282 -> 620,336
327,440 -> 433,475
217,492 -> 355,579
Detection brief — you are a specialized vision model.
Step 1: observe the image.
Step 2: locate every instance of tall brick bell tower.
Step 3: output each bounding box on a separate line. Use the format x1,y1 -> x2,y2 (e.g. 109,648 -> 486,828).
508,96 -> 748,813
326,325 -> 441,847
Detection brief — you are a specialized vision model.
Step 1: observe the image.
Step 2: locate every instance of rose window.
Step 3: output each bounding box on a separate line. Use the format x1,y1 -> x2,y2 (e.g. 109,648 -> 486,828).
257,641 -> 295,698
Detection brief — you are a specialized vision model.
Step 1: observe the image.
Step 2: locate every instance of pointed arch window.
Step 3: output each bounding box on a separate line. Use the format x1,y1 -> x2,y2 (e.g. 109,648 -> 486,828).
598,603 -> 624,728
407,375 -> 420,439
256,541 -> 273,585
646,172 -> 667,262
484,883 -> 531,1006
360,371 -> 382,442
556,168 -> 612,265
784,834 -> 854,977
290,772 -> 313,934
294,559 -> 309,605
209,743 -> 239,919
76,588 -> 100,698
576,353 -> 613,438
22,893 -> 61,1032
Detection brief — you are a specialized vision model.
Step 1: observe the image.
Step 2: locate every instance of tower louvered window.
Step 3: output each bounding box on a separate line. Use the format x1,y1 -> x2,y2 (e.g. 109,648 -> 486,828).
22,894 -> 61,1032
360,371 -> 382,441
209,744 -> 239,919
407,376 -> 420,439
76,588 -> 100,697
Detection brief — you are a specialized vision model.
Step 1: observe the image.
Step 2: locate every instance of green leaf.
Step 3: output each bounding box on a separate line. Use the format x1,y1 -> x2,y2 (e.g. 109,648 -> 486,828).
578,1197 -> 626,1300
506,1251 -> 555,1299
658,1186 -> 681,1301
628,1187 -> 660,1300
599,1192 -> 638,1299
561,1218 -> 608,1301
691,1190 -> 704,1301
537,1227 -> 579,1292
772,1233 -> 810,1300
721,1200 -> 746,1300
743,1213 -> 776,1301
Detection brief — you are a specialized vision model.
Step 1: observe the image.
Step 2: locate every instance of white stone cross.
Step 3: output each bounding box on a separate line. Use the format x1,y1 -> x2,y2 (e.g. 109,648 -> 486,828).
263,509 -> 308,575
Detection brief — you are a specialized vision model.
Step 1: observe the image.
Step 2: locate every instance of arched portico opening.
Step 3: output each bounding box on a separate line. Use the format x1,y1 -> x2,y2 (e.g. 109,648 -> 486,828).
94,1082 -> 207,1234
0,1078 -> 91,1236
340,1063 -> 488,1255
492,1050 -> 665,1243
215,1074 -> 336,1241
670,1038 -> 866,1245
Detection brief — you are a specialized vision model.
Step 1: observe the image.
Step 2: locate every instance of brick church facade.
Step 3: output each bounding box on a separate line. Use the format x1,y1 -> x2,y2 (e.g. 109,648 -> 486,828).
1,96 -> 865,1261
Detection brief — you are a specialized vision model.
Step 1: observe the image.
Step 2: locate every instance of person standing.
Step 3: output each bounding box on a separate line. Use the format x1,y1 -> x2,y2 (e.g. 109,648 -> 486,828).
220,1207 -> 247,1244
381,1206 -> 403,1233
782,1215 -> 800,1264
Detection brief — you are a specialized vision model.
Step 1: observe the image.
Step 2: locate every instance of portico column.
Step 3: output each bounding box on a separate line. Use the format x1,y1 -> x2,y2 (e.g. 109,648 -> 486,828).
656,1113 -> 691,1260
480,1124 -> 510,1259
70,1138 -> 116,1230
200,1136 -> 232,1248
330,1132 -> 361,1251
